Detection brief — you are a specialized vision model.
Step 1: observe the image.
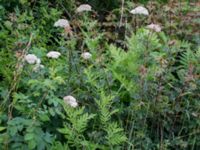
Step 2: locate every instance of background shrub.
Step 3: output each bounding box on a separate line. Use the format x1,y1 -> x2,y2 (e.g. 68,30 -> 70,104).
0,0 -> 199,149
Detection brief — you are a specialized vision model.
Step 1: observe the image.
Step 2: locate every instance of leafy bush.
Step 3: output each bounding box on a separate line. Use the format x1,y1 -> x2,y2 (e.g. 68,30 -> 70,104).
0,0 -> 199,149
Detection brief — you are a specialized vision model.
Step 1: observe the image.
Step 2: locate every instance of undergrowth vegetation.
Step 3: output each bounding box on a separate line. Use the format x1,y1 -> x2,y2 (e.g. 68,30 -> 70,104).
0,0 -> 200,149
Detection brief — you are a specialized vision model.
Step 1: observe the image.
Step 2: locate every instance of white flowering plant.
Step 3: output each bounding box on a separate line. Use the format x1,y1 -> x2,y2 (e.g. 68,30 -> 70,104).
0,0 -> 200,150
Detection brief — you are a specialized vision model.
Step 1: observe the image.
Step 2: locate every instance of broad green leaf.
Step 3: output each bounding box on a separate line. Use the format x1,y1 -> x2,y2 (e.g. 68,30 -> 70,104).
0,127 -> 6,132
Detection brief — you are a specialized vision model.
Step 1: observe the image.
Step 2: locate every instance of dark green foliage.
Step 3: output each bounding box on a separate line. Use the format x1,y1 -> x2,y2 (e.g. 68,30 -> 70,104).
0,0 -> 199,149
81,0 -> 120,11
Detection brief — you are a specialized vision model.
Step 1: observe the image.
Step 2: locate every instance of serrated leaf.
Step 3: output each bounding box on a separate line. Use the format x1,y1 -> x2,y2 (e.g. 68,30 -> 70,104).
25,133 -> 34,141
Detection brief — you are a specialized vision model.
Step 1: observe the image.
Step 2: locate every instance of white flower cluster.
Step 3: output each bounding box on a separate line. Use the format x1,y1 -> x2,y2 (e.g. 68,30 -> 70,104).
130,6 -> 149,16
25,54 -> 40,64
76,4 -> 92,13
46,51 -> 61,59
33,64 -> 44,72
63,95 -> 78,108
130,6 -> 162,32
81,52 -> 92,60
25,54 -> 44,71
25,50 -> 62,71
146,23 -> 161,32
54,19 -> 70,28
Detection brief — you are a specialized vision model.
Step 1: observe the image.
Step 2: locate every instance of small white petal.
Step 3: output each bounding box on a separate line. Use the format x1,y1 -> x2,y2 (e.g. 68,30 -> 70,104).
146,23 -> 161,32
63,95 -> 78,108
130,6 -> 149,16
36,58 -> 41,64
33,64 -> 44,72
81,52 -> 92,60
70,102 -> 78,107
25,54 -> 38,64
54,19 -> 70,28
40,64 -> 44,68
76,4 -> 92,13
47,51 -> 61,59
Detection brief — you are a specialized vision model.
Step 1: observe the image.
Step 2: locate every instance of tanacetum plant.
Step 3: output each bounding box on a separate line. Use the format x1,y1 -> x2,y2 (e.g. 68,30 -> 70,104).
0,0 -> 199,150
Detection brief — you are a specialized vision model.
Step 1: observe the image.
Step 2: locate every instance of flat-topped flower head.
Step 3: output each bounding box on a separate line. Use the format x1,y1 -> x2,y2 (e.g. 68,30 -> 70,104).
63,95 -> 78,108
25,54 -> 40,64
130,6 -> 149,16
81,52 -> 92,60
54,19 -> 70,28
146,23 -> 161,32
76,4 -> 92,13
47,51 -> 61,59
